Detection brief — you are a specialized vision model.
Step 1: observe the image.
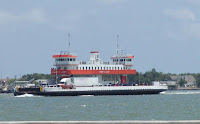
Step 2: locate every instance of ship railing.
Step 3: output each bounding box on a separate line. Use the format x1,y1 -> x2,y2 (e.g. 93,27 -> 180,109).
53,61 -> 79,66
111,54 -> 133,58
103,62 -> 110,65
80,61 -> 87,65
58,51 -> 77,56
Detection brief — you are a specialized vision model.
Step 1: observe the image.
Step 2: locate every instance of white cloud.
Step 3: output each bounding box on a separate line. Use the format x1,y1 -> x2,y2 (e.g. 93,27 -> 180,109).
164,8 -> 195,21
164,8 -> 200,40
26,8 -> 46,23
0,8 -> 46,24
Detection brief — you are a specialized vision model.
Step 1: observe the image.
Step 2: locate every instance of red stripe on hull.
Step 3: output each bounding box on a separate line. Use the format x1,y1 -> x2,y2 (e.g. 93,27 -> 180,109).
51,69 -> 136,75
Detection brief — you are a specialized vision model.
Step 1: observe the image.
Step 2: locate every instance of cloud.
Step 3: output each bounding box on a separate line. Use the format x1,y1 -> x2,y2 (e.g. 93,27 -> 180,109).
0,8 -> 46,24
164,8 -> 200,40
164,8 -> 195,21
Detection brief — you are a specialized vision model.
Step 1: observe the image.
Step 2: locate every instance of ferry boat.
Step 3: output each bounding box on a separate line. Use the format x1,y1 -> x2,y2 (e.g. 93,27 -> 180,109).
14,35 -> 168,96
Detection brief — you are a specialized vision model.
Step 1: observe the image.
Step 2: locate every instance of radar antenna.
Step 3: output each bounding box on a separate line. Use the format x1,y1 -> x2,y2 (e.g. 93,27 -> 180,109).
68,33 -> 71,54
117,35 -> 120,65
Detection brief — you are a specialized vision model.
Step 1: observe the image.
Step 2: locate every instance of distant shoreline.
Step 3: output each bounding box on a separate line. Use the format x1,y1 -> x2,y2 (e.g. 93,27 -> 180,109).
174,87 -> 200,90
1,121 -> 200,124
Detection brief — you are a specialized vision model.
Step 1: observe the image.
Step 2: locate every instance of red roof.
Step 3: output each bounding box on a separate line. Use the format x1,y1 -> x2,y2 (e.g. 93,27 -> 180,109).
90,51 -> 99,53
111,56 -> 134,59
53,55 -> 77,58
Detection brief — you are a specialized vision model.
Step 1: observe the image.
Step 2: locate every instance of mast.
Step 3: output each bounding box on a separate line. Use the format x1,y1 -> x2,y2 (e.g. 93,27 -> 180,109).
68,33 -> 71,55
56,66 -> 58,84
1,72 -> 3,84
117,35 -> 119,65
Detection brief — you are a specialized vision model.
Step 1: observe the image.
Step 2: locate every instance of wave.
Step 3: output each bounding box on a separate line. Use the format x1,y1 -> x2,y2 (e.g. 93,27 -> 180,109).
79,95 -> 94,97
15,93 -> 42,97
161,91 -> 200,95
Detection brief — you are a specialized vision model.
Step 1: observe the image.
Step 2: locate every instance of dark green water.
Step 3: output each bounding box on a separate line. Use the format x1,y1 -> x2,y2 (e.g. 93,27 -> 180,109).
1,90 -> 200,121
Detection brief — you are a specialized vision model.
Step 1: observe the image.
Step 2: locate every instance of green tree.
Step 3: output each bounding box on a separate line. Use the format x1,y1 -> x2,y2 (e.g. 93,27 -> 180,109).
193,74 -> 200,87
179,78 -> 187,87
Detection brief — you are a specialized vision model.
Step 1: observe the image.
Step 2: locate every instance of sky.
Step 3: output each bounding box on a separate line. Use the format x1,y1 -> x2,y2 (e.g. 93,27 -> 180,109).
1,0 -> 200,78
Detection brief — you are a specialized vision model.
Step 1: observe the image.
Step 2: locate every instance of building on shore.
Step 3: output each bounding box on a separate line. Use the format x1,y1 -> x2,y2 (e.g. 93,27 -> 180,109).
169,75 -> 196,87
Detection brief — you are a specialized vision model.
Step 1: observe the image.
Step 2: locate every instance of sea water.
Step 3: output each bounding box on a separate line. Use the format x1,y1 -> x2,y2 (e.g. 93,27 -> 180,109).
0,90 -> 200,121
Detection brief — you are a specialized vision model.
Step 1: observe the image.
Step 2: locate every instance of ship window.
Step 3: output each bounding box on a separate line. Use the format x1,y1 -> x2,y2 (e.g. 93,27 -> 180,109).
92,67 -> 93,70
98,67 -> 99,70
70,58 -> 72,61
118,67 -> 119,70
104,67 -> 106,70
83,67 -> 84,70
124,59 -> 125,62
89,67 -> 90,70
86,67 -> 88,70
95,67 -> 96,70
120,59 -> 123,62
73,58 -> 75,61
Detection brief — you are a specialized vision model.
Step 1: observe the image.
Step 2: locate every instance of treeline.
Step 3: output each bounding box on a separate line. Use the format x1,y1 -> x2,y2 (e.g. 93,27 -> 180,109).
127,69 -> 200,87
127,68 -> 170,85
19,73 -> 55,81
12,69 -> 200,87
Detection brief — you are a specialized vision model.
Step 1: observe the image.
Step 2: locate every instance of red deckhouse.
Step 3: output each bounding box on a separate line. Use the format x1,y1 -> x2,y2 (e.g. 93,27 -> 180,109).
51,36 -> 136,84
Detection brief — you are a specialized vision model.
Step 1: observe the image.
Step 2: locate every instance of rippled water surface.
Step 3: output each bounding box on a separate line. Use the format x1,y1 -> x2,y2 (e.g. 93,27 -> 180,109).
1,90 -> 200,121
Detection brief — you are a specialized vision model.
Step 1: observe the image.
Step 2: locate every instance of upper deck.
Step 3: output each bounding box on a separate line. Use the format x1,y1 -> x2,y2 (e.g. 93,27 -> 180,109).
51,50 -> 136,75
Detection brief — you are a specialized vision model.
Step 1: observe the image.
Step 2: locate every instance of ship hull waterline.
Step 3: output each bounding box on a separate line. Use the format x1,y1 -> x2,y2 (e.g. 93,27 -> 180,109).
14,88 -> 167,96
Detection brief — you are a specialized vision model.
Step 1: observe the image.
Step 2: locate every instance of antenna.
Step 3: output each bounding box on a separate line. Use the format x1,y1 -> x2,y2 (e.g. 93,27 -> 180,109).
117,35 -> 119,65
1,72 -> 3,84
117,35 -> 119,50
68,33 -> 71,54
